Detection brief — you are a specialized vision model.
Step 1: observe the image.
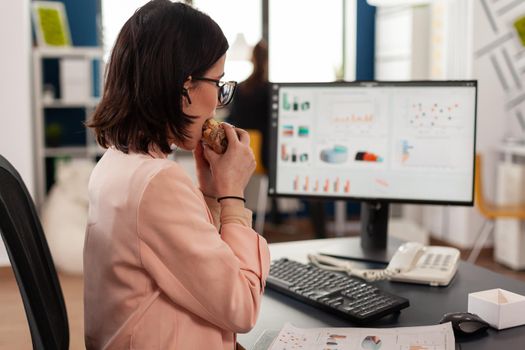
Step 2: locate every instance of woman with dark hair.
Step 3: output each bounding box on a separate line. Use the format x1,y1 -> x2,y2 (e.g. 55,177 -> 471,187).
84,1 -> 269,349
227,40 -> 269,169
227,41 -> 327,235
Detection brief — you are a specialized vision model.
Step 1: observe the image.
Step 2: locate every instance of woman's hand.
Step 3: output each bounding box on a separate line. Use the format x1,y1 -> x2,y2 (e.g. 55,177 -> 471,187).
194,141 -> 219,198
202,123 -> 256,199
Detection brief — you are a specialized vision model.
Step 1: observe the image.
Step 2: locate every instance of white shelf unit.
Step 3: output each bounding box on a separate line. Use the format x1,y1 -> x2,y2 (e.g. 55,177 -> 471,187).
32,47 -> 105,209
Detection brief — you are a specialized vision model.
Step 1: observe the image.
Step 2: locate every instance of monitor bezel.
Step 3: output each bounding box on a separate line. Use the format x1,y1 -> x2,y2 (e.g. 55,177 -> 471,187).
268,80 -> 478,206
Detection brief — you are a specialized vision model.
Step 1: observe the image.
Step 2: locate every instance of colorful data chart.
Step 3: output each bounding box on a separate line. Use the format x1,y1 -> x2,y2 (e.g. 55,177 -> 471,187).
282,93 -> 311,112
320,145 -> 348,164
275,329 -> 307,349
401,140 -> 414,163
375,178 -> 389,188
355,151 -> 383,163
281,144 -> 308,163
293,176 -> 299,191
269,322 -> 454,350
332,113 -> 374,124
281,144 -> 289,161
409,101 -> 460,131
298,126 -> 310,137
290,176 -> 351,194
333,177 -> 340,192
361,335 -> 383,350
323,179 -> 330,192
281,125 -> 309,138
331,101 -> 375,124
282,125 -> 294,137
324,332 -> 348,348
328,101 -> 376,135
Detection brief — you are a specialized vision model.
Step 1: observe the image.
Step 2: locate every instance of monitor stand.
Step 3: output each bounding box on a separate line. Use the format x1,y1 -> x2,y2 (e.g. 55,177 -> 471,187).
360,201 -> 389,251
318,201 -> 402,265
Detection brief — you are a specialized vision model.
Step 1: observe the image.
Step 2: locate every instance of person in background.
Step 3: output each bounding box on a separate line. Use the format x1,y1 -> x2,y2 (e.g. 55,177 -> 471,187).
227,40 -> 327,236
84,1 -> 269,349
227,40 -> 286,227
227,40 -> 270,170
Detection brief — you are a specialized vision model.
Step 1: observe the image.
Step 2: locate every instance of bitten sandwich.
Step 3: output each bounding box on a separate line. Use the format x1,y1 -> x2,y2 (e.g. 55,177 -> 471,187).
202,119 -> 228,154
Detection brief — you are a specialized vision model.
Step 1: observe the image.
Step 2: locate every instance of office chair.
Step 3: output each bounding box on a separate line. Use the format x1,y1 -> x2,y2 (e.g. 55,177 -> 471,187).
245,129 -> 269,235
0,155 -> 69,350
468,153 -> 525,263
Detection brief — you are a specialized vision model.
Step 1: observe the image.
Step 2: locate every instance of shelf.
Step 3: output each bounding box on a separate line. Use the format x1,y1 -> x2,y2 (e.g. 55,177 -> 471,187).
500,144 -> 525,157
33,47 -> 104,59
44,146 -> 105,157
42,98 -> 100,108
33,45 -> 105,209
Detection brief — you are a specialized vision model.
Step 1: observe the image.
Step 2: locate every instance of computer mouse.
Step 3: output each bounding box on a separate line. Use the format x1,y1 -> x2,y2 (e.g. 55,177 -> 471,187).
439,312 -> 490,336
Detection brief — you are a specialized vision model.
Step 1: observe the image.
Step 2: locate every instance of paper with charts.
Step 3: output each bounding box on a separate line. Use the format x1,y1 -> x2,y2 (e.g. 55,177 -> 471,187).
269,322 -> 455,350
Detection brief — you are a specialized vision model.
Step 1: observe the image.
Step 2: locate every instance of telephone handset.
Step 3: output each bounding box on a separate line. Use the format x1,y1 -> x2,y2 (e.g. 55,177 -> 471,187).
308,242 -> 460,287
387,242 -> 460,286
388,242 -> 427,272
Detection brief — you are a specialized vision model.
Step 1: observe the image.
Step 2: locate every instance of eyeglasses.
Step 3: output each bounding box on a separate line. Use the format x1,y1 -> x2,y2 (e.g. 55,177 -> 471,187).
192,77 -> 238,108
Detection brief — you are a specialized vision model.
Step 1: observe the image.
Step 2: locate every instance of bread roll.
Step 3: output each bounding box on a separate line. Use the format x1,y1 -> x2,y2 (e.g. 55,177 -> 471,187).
201,119 -> 228,154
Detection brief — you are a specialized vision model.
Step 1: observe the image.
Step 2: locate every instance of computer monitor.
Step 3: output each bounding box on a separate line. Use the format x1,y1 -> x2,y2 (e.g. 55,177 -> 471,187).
268,81 -> 477,252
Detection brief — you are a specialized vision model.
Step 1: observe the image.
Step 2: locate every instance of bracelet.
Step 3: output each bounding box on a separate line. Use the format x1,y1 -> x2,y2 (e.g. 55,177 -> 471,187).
217,196 -> 246,203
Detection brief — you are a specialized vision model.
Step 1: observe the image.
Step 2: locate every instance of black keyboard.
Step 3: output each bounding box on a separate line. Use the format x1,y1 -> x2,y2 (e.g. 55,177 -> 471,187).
267,258 -> 410,324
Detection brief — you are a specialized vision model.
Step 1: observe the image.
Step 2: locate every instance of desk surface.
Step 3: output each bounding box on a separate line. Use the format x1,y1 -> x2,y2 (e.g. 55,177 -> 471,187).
238,237 -> 525,350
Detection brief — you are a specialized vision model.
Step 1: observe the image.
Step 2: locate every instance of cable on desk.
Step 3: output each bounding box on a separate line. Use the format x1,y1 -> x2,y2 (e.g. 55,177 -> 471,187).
308,253 -> 400,282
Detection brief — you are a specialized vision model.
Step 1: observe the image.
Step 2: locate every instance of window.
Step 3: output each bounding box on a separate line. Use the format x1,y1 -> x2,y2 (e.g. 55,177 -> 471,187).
269,0 -> 344,82
101,0 -> 149,61
193,0 -> 262,82
102,0 -> 262,82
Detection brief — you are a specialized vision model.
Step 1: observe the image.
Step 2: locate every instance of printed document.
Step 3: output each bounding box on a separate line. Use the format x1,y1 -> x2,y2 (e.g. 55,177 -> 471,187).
269,322 -> 455,350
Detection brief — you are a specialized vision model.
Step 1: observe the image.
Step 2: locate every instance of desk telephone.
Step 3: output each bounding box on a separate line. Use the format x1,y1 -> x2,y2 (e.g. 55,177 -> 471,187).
309,242 -> 460,286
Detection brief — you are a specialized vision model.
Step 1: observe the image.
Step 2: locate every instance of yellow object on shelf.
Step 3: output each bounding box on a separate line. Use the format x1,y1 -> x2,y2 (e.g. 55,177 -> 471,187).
32,1 -> 72,47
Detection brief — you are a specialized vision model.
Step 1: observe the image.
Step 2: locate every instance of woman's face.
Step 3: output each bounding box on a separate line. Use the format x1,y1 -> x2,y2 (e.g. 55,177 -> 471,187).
178,54 -> 226,150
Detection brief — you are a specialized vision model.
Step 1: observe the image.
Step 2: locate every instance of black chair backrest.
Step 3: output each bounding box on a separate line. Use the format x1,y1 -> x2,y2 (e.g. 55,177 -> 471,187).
0,155 -> 69,350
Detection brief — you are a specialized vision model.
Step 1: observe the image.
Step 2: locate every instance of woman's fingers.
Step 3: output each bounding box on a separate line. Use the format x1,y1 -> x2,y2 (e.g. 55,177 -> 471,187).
222,123 -> 250,148
222,123 -> 239,144
235,128 -> 250,146
193,142 -> 204,161
202,142 -> 219,163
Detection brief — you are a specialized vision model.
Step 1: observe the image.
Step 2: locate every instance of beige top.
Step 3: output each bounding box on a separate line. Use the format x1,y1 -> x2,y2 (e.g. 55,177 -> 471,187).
84,148 -> 270,349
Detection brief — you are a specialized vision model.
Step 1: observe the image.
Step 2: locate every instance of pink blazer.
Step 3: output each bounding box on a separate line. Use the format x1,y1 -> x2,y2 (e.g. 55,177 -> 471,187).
84,148 -> 270,349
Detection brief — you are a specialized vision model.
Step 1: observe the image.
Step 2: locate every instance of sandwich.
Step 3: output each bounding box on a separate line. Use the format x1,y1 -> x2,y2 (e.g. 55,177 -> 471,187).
202,119 -> 228,154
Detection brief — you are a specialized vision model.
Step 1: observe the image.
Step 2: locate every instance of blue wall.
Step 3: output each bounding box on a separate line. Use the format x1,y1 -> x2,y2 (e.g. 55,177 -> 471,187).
356,0 -> 376,80
62,0 -> 101,96
40,0 -> 100,96
61,0 -> 99,46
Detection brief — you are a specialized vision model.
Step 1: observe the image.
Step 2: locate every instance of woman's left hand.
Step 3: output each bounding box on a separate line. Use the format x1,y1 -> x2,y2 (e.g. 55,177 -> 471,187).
194,141 -> 219,198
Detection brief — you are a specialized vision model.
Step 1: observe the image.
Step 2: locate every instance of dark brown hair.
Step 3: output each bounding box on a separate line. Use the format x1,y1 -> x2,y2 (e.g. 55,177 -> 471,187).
87,0 -> 229,154
244,39 -> 268,90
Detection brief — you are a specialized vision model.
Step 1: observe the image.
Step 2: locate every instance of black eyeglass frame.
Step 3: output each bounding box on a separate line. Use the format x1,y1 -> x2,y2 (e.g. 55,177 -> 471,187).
192,77 -> 238,107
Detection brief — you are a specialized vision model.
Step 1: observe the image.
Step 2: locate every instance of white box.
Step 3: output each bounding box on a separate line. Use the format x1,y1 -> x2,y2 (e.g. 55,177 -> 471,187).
468,289 -> 525,330
59,58 -> 91,103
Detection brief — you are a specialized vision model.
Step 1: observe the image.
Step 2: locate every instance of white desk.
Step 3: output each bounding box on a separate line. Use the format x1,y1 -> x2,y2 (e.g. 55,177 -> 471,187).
238,237 -> 525,350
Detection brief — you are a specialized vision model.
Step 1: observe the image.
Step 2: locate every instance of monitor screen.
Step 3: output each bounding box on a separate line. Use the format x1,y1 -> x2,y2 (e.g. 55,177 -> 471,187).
268,81 -> 477,205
